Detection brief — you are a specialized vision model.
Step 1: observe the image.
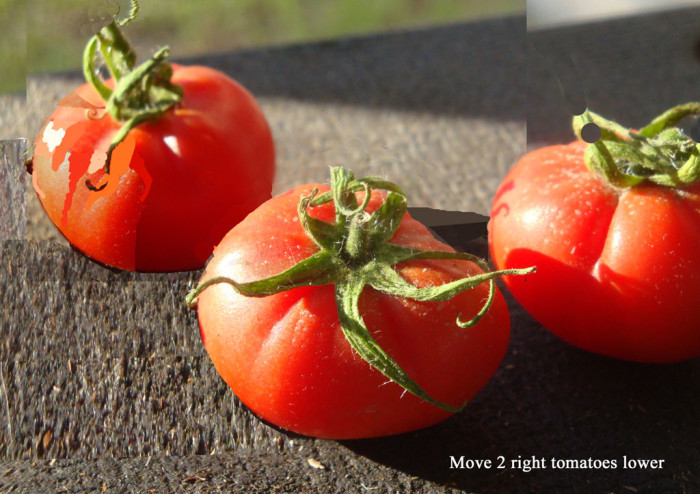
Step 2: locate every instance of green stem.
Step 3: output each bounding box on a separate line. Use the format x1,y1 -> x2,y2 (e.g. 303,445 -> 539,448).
573,103 -> 700,188
335,275 -> 465,413
96,23 -> 136,80
82,36 -> 112,102
640,102 -> 700,138
80,0 -> 182,190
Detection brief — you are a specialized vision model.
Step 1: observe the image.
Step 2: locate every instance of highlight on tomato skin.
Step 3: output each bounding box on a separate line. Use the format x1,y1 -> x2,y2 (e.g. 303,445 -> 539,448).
488,104 -> 700,364
187,167 -> 534,439
30,4 -> 275,272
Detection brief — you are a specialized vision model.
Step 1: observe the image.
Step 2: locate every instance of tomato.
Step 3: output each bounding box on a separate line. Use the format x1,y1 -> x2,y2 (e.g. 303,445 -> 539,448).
489,105 -> 700,363
30,15 -> 274,272
188,168 -> 531,439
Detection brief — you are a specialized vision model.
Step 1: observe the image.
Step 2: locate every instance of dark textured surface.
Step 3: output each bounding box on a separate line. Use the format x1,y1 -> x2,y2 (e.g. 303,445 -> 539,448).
1,9 -> 700,494
528,6 -> 700,148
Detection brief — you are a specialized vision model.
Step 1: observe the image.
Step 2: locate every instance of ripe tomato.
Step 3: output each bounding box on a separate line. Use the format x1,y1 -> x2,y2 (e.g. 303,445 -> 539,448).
189,168 -> 530,439
31,14 -> 274,272
32,65 -> 274,271
489,105 -> 700,363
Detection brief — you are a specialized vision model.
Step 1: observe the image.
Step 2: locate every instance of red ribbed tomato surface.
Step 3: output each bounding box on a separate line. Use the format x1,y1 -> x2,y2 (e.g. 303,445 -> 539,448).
489,140 -> 700,363
196,184 -> 511,439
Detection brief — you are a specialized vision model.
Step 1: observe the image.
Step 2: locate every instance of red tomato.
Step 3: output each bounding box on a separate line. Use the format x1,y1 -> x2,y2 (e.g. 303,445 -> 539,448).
32,64 -> 275,272
193,180 -> 512,439
489,139 -> 700,363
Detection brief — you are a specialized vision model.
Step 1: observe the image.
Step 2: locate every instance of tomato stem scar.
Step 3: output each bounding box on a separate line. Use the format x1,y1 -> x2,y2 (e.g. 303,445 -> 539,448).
187,167 -> 535,412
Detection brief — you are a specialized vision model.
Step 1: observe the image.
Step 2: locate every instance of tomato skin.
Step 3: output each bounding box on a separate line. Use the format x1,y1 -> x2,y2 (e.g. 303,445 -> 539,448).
32,65 -> 275,272
196,184 -> 511,439
489,140 -> 700,363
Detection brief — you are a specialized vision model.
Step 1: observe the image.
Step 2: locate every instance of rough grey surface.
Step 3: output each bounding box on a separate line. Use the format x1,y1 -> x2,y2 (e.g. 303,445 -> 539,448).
527,6 -> 700,148
0,140 -> 27,241
1,9 -> 700,494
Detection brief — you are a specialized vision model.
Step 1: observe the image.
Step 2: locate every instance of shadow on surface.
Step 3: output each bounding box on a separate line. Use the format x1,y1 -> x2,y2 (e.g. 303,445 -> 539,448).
341,296 -> 700,492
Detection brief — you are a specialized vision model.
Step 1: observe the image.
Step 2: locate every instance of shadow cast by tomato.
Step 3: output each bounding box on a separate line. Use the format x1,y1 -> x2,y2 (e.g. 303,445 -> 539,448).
335,273 -> 700,492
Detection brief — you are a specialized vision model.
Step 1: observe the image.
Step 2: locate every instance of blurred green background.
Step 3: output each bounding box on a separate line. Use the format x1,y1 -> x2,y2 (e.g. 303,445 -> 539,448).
1,0 -> 524,94
0,0 -> 26,94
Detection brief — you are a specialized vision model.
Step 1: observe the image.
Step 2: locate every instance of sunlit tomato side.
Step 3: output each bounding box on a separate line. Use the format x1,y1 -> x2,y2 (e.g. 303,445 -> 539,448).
489,140 -> 700,363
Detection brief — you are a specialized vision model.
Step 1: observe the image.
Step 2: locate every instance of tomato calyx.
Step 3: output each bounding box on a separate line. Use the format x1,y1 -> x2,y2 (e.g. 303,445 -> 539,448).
573,103 -> 700,188
187,167 -> 534,412
82,0 -> 182,191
